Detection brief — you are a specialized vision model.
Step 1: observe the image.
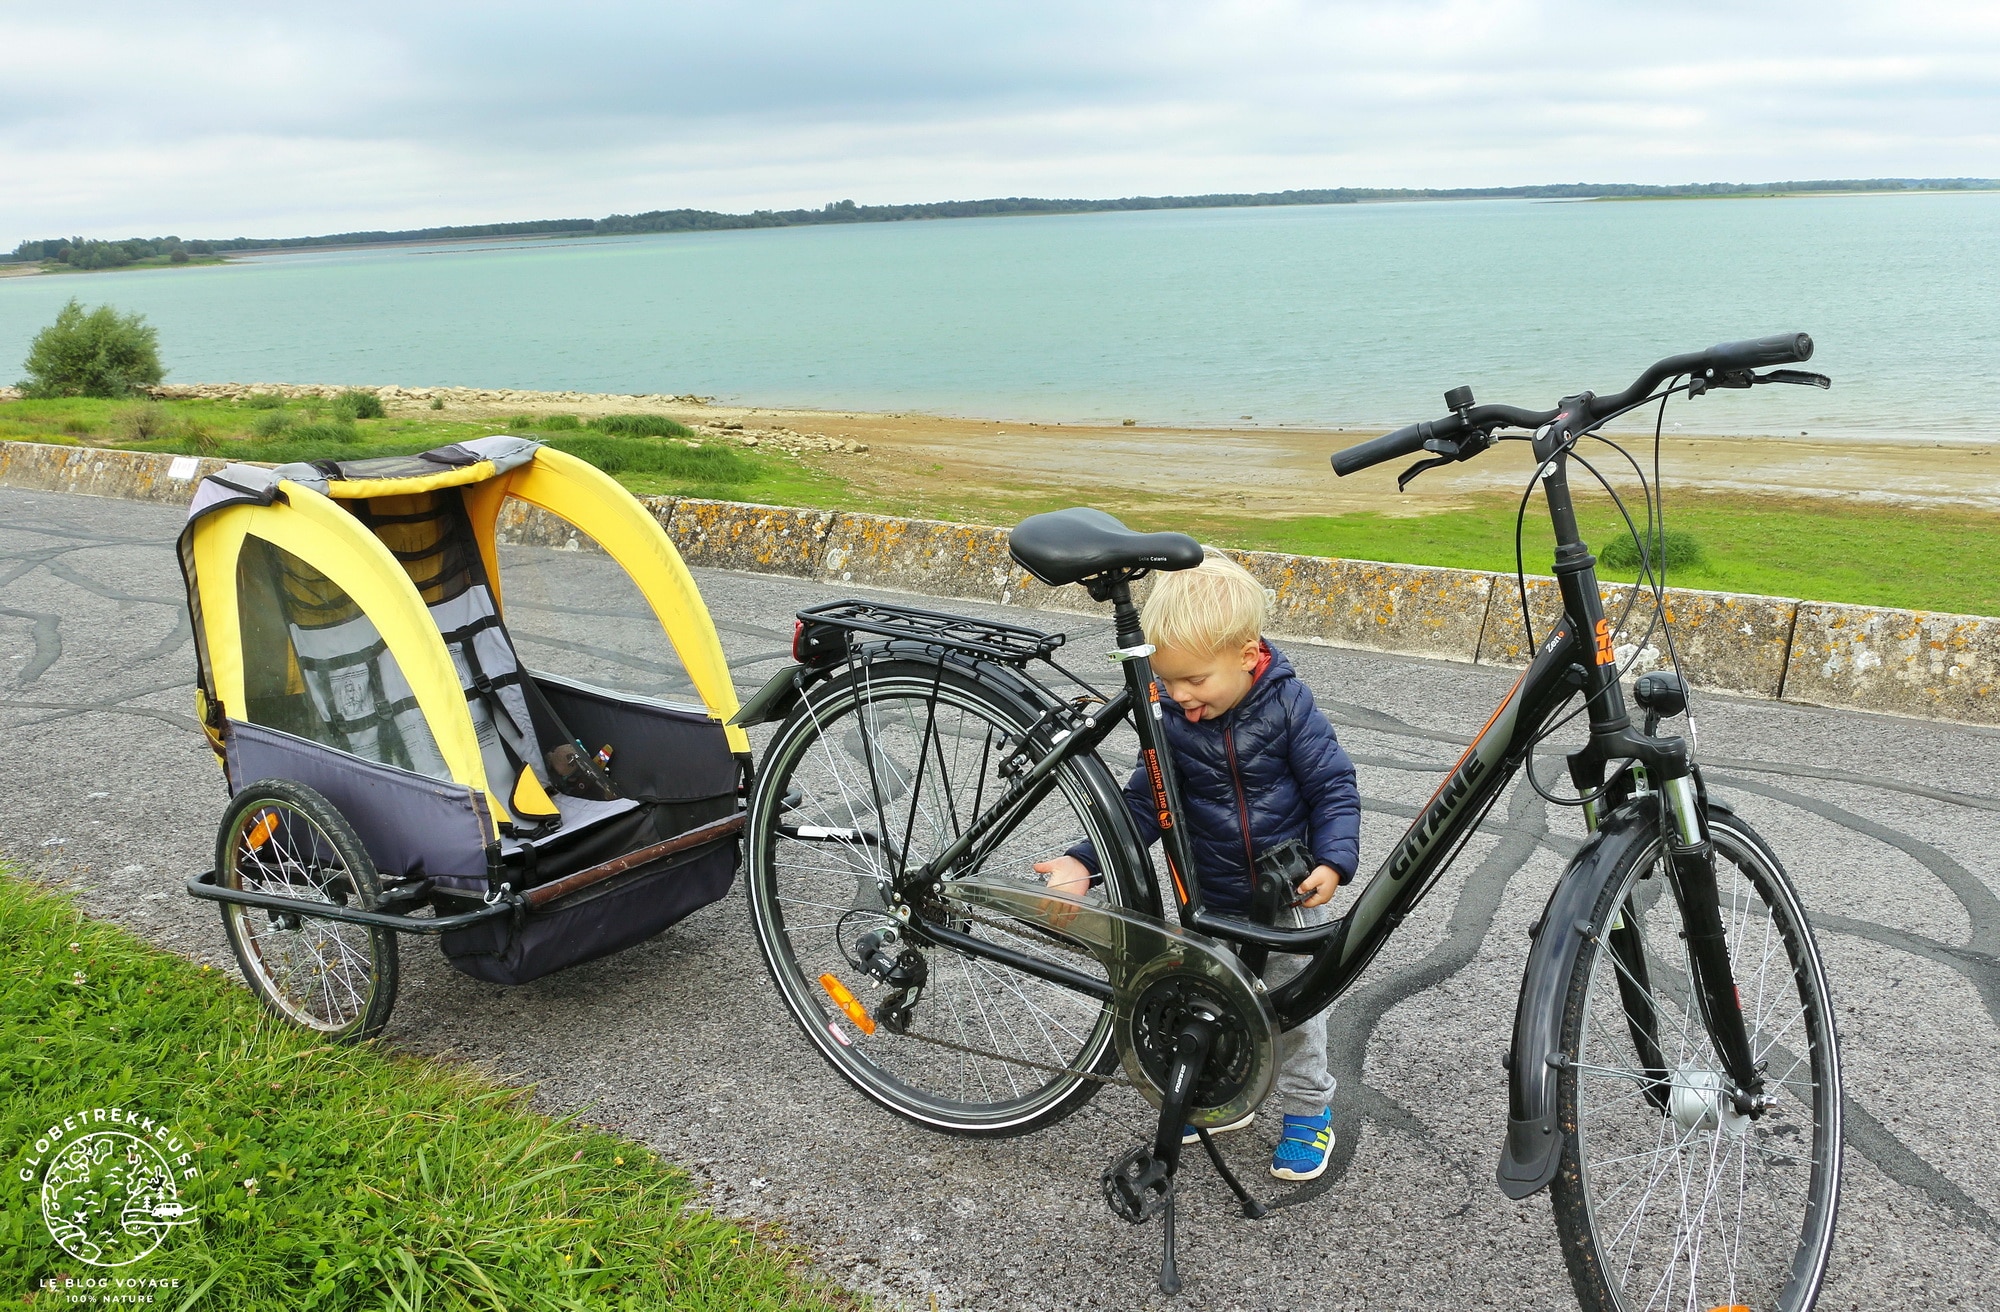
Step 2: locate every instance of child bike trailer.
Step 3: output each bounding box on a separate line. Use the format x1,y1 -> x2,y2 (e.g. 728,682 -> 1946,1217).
180,435 -> 748,1040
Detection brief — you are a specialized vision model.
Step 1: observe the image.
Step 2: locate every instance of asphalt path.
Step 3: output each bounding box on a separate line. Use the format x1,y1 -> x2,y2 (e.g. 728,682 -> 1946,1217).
3,485 -> 1996,1310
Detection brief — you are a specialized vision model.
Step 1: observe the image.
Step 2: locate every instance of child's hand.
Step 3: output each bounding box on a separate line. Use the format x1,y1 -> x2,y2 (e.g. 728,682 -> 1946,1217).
1034,855 -> 1092,898
1296,864 -> 1341,909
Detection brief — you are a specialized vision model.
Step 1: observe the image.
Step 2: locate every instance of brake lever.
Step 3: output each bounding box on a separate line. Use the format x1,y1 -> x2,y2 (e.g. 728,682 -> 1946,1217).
1754,368 -> 1832,389
1396,429 -> 1497,492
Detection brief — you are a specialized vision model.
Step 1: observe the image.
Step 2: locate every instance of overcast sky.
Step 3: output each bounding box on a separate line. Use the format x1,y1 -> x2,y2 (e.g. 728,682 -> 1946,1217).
4,1 -> 1997,244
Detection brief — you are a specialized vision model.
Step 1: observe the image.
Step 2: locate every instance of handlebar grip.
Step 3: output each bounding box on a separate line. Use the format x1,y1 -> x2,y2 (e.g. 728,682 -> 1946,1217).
1705,332 -> 1813,373
1331,417 -> 1456,477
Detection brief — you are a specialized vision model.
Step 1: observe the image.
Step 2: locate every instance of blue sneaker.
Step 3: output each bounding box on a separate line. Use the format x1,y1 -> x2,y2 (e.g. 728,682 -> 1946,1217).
1181,1109 -> 1255,1145
1271,1106 -> 1334,1181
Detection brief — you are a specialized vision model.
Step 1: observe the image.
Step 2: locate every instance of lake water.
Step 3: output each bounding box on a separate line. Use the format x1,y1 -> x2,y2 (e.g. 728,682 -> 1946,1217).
2,193 -> 1995,439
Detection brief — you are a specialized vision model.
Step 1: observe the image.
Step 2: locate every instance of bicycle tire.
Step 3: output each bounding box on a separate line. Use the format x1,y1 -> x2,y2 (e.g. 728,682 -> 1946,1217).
216,779 -> 399,1042
746,657 -> 1146,1136
1551,805 -> 1841,1312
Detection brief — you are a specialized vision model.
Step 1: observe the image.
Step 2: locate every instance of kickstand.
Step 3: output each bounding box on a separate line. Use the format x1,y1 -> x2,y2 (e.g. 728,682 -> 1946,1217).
1194,1128 -> 1268,1219
1098,1013 -> 1270,1296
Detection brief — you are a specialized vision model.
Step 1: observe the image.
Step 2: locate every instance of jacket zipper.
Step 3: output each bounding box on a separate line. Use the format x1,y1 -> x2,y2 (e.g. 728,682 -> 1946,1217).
1223,725 -> 1257,878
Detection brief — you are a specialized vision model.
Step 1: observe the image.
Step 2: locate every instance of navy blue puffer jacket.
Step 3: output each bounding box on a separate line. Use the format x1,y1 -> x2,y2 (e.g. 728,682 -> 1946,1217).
1067,642 -> 1361,913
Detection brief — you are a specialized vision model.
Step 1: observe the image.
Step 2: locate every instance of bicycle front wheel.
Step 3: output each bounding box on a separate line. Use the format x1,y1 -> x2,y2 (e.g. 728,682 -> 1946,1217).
1552,806 -> 1842,1312
746,657 -> 1145,1136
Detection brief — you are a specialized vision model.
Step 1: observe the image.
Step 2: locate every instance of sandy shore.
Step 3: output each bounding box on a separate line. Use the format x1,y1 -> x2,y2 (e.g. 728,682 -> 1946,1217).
140,381 -> 2000,517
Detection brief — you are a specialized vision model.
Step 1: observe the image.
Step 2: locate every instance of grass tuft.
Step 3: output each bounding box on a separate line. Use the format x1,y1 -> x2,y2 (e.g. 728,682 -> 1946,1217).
0,873 -> 857,1311
1600,527 -> 1704,572
591,414 -> 697,440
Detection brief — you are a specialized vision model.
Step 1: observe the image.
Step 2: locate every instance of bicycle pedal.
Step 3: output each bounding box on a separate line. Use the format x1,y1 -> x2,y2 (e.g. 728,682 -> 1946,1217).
1102,1145 -> 1171,1223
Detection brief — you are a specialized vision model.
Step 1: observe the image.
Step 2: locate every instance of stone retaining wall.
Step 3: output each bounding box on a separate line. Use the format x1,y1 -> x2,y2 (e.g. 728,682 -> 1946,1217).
4,439 -> 1994,726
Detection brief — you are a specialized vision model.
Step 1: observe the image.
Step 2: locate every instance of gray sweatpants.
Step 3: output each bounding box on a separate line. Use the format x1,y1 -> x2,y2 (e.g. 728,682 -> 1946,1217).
1261,900 -> 1339,1117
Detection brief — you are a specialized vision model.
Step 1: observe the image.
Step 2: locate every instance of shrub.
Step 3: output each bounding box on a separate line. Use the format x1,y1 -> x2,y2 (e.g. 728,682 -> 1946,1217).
58,418 -> 93,436
331,389 -> 385,421
169,249 -> 189,264
1600,527 -> 1705,573
245,391 -> 287,409
430,397 -> 445,410
116,403 -> 168,442
175,418 -> 220,455
545,433 -> 755,487
252,409 -> 294,438
540,413 -> 581,430
18,298 -> 164,398
590,413 -> 697,439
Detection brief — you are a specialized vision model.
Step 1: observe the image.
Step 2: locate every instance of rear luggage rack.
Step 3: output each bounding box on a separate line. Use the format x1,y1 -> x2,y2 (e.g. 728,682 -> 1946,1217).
798,599 -> 1064,665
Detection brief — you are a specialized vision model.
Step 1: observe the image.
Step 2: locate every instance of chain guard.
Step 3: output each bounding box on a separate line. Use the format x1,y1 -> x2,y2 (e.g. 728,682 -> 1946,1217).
940,878 -> 1276,1126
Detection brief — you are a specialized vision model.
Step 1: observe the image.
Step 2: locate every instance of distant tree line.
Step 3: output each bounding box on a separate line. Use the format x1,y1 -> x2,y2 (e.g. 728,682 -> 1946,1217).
11,177 -> 1996,266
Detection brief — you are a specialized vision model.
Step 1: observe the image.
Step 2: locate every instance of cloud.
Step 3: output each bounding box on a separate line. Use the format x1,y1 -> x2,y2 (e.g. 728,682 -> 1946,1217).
2,1 -> 1996,242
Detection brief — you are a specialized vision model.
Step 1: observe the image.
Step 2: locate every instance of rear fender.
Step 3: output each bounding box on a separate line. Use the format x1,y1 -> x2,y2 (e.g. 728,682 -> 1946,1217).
1497,801 -> 1657,1199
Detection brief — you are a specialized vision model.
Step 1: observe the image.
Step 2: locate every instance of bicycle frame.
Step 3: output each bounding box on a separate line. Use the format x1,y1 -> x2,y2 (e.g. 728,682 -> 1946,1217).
888,420 -> 1760,1093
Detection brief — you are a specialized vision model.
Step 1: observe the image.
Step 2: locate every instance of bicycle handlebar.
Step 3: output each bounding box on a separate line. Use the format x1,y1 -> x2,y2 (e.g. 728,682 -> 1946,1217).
1331,333 -> 1814,478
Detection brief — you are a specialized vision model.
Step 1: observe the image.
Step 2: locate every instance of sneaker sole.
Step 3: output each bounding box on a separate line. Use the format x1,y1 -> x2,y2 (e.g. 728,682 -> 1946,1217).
1270,1132 -> 1335,1181
1181,1112 -> 1256,1145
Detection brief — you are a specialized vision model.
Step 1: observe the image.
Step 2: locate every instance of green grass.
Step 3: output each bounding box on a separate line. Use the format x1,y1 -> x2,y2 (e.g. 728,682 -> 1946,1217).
0,873 -> 855,1311
0,397 -> 802,503
588,414 -> 697,439
1158,491 -> 2000,615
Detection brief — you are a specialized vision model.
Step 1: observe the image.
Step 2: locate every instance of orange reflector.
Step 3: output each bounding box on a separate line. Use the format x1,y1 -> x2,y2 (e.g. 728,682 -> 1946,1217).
1707,1305 -> 1752,1312
246,812 -> 279,851
818,973 -> 876,1035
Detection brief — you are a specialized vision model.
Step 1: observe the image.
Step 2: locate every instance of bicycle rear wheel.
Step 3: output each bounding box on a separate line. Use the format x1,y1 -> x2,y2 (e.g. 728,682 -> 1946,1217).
746,658 -> 1144,1136
1552,807 -> 1841,1312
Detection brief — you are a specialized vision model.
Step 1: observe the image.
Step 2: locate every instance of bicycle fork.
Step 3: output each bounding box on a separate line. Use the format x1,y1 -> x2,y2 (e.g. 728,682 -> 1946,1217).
1659,775 -> 1766,1109
1101,1013 -> 1267,1295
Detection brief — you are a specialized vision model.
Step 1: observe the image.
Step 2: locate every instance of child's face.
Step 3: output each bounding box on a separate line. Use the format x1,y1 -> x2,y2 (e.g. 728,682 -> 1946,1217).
1151,639 -> 1262,722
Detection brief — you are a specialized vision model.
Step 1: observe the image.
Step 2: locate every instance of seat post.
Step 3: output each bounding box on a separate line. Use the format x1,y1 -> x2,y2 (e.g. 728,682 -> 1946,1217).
1104,577 -> 1145,649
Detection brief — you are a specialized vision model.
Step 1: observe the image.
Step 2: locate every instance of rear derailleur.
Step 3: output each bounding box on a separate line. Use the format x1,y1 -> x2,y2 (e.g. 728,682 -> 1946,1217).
854,927 -> 929,1031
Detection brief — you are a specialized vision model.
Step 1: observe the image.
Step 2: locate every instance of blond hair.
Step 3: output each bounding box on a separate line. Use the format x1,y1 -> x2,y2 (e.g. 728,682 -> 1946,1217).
1142,551 -> 1268,656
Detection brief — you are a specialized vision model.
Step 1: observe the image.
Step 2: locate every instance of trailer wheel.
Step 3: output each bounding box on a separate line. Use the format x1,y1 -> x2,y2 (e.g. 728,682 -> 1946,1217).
215,780 -> 399,1042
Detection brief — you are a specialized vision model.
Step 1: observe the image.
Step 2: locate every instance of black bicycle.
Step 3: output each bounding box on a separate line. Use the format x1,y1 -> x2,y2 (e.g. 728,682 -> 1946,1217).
736,336 -> 1843,1309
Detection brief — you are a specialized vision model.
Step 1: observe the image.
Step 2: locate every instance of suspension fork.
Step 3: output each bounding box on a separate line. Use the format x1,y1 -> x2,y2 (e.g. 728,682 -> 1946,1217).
1661,773 -> 1765,1104
1605,897 -> 1671,1112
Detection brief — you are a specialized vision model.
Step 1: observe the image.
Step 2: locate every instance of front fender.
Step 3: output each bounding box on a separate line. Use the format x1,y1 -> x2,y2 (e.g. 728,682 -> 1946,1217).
1497,801 -> 1656,1199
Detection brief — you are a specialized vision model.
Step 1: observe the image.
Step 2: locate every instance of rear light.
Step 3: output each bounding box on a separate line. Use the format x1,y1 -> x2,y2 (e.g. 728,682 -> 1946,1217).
792,619 -> 848,666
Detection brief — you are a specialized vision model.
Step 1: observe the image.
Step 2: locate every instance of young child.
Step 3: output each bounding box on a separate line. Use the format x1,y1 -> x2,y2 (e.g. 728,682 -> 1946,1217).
1035,551 -> 1360,1181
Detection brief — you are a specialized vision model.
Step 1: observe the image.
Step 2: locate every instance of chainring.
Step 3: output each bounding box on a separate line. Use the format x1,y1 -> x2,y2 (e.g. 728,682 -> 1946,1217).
940,878 -> 1277,1126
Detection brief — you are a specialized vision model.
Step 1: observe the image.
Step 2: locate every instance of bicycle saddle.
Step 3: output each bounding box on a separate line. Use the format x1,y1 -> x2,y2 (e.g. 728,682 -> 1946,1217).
1009,508 -> 1204,587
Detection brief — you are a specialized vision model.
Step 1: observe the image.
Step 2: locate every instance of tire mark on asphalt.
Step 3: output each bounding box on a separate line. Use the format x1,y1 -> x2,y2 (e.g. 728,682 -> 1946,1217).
1710,776 -> 2000,969
43,556 -> 182,607
0,699 -> 203,734
130,607 -> 192,665
1842,1095 -> 1999,1235
0,606 -> 61,684
0,678 -> 206,736
1708,758 -> 2000,813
